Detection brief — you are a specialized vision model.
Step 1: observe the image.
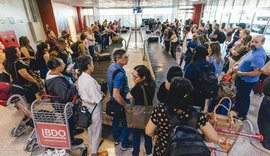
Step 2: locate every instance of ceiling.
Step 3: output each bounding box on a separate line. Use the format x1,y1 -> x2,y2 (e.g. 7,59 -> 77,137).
53,0 -> 207,8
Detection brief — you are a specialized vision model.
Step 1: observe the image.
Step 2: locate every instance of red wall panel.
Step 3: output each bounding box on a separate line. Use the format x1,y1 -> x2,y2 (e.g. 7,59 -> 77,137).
192,4 -> 203,25
0,31 -> 19,48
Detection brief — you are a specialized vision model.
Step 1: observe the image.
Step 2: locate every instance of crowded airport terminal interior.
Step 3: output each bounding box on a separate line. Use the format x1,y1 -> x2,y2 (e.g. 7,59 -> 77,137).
1,0 -> 270,155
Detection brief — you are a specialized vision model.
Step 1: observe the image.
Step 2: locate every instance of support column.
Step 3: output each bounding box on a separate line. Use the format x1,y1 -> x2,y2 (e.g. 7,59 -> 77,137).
192,4 -> 203,25
36,0 -> 58,34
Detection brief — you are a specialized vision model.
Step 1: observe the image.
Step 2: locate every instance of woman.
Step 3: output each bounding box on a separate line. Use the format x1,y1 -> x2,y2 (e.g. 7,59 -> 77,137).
207,42 -> 224,77
157,66 -> 183,103
170,31 -> 178,60
36,42 -> 50,79
126,65 -> 156,156
87,28 -> 96,59
3,46 -> 39,105
257,77 -> 270,151
76,55 -> 103,155
19,36 -> 36,67
145,77 -> 219,156
184,45 -> 215,109
19,36 -> 44,93
184,34 -> 199,69
229,35 -> 252,68
45,57 -> 84,146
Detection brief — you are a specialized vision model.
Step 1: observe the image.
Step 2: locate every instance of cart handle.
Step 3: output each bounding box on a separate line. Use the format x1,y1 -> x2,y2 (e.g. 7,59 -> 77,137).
215,128 -> 264,141
40,94 -> 77,103
40,94 -> 60,99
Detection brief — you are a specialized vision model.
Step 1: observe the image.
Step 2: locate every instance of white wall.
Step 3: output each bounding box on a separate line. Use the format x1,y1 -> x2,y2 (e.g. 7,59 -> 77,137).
0,0 -> 46,49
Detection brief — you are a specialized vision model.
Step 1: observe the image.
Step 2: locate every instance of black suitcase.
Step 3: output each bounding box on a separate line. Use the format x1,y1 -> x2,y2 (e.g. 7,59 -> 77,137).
96,53 -> 111,61
148,36 -> 159,43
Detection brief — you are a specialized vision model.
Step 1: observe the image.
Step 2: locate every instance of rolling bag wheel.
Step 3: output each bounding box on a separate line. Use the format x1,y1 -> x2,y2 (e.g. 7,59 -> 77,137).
24,138 -> 39,152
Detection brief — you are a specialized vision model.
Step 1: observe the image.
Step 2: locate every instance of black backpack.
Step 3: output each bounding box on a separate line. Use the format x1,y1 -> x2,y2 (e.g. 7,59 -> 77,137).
165,106 -> 211,156
218,31 -> 226,44
70,42 -> 82,59
194,63 -> 218,99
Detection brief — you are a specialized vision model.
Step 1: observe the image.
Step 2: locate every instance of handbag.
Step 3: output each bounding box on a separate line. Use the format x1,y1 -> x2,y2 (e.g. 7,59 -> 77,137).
125,85 -> 153,129
106,100 -> 124,118
77,104 -> 97,128
207,97 -> 242,132
105,69 -> 125,118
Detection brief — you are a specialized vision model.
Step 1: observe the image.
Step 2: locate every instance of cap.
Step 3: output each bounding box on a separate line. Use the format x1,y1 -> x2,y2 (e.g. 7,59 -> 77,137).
237,23 -> 246,29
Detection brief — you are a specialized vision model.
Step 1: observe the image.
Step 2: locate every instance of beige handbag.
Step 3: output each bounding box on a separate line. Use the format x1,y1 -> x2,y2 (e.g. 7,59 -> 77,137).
207,97 -> 242,132
125,85 -> 153,129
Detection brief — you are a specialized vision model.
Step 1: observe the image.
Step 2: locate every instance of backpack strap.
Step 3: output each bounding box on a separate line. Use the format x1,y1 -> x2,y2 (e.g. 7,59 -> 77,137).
110,69 -> 124,97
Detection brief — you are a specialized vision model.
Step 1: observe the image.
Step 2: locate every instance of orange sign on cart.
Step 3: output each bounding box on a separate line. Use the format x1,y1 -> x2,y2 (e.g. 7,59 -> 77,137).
36,123 -> 70,149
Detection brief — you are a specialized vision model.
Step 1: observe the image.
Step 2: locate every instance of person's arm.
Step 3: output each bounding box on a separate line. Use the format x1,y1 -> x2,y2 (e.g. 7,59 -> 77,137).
20,47 -> 35,60
126,92 -> 133,99
43,53 -> 50,64
237,67 -> 261,77
145,118 -> 157,137
261,61 -> 270,76
200,122 -> 219,143
113,88 -> 128,106
18,68 -> 39,86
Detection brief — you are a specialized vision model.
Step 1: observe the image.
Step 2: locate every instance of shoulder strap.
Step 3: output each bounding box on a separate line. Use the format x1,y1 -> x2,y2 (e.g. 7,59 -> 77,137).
140,85 -> 148,107
90,103 -> 98,114
110,69 -> 123,96
13,61 -> 21,85
193,63 -> 202,75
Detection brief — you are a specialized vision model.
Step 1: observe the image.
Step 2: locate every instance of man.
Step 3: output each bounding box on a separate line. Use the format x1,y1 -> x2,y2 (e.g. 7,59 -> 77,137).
227,23 -> 246,53
107,48 -> 130,151
163,24 -> 171,52
209,24 -> 221,42
234,35 -> 266,120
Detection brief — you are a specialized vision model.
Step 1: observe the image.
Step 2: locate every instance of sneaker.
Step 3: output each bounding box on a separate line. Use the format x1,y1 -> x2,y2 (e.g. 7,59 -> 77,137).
120,146 -> 132,151
114,140 -> 120,145
71,138 -> 83,146
73,128 -> 84,135
146,154 -> 152,156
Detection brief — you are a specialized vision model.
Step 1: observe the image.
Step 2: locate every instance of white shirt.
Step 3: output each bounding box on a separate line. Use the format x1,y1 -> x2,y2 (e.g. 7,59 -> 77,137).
78,72 -> 102,105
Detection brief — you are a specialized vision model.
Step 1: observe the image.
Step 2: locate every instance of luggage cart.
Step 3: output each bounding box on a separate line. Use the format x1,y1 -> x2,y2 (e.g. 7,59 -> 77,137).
6,94 -> 39,152
31,99 -> 87,156
207,120 -> 264,155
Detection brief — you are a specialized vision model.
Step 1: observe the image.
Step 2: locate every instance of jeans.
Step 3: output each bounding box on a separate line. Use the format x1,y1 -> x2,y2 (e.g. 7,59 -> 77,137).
89,46 -> 95,58
112,113 -> 130,148
132,128 -> 152,156
170,42 -> 177,60
235,77 -> 257,118
164,41 -> 170,52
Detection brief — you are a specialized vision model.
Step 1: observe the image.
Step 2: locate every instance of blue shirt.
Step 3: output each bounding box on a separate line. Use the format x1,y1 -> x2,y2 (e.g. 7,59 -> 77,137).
207,55 -> 224,77
108,63 -> 130,104
238,47 -> 266,83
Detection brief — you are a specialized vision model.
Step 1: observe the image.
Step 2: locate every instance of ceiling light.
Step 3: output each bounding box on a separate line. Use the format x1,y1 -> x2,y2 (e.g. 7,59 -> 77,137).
85,2 -> 93,4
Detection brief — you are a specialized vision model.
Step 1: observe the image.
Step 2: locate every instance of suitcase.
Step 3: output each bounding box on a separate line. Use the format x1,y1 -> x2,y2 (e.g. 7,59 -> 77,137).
96,53 -> 111,61
146,30 -> 151,34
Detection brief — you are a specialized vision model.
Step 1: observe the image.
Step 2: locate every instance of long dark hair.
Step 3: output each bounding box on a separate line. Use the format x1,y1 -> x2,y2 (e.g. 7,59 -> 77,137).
191,45 -> 208,64
166,77 -> 193,111
19,36 -> 30,48
134,65 -> 156,89
3,46 -> 18,74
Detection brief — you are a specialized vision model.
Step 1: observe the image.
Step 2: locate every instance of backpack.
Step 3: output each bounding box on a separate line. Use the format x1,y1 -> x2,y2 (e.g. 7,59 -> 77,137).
194,63 -> 218,99
218,31 -> 226,44
165,106 -> 211,156
70,42 -> 82,59
168,29 -> 173,39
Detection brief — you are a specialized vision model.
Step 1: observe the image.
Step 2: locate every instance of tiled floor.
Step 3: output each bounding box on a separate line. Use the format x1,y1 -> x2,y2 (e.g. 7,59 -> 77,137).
0,31 -> 269,156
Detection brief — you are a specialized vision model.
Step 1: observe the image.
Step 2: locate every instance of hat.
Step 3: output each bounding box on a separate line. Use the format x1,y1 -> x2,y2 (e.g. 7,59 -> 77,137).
237,23 -> 246,29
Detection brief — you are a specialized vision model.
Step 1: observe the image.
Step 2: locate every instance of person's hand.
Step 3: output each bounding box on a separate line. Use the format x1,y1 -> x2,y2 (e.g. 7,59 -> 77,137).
152,135 -> 158,142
